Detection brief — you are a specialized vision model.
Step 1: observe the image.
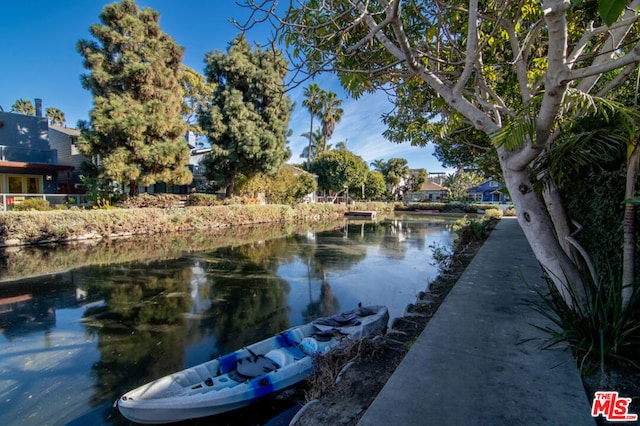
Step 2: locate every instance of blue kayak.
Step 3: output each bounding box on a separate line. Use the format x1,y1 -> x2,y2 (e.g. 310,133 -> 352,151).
117,305 -> 389,424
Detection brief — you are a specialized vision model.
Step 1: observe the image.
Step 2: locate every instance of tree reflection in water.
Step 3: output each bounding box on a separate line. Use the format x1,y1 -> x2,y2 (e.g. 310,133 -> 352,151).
0,214 -> 455,425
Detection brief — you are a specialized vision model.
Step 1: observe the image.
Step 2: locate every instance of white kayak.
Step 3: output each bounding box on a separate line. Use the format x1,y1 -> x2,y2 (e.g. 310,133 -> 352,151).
117,305 -> 389,424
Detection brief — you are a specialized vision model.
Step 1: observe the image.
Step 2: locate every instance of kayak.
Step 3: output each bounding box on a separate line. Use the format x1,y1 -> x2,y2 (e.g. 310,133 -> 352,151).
117,305 -> 389,424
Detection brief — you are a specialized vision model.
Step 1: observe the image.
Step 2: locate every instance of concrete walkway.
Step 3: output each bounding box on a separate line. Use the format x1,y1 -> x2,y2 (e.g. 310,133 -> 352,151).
358,217 -> 595,426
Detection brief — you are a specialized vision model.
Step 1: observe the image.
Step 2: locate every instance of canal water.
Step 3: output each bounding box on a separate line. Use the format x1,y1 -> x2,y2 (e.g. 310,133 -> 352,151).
0,213 -> 456,425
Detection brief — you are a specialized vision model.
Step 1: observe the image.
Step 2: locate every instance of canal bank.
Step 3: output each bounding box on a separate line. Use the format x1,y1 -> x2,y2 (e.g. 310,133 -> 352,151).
357,217 -> 595,425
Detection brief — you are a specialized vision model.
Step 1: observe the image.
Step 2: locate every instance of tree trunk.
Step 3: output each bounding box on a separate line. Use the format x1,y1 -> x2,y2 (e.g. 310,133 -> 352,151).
129,180 -> 139,197
622,142 -> 639,309
501,158 -> 586,308
226,174 -> 236,199
542,184 -> 579,263
307,114 -> 314,168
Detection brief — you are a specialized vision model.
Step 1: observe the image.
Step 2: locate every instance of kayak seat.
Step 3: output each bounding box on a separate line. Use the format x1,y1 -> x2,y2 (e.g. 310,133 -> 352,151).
265,349 -> 294,368
299,337 -> 319,356
278,328 -> 305,347
236,355 -> 279,378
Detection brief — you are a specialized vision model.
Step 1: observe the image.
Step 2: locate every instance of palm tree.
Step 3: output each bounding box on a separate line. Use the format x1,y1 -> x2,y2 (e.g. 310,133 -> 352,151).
46,107 -> 66,126
370,159 -> 386,172
319,91 -> 343,147
11,99 -> 34,115
302,83 -> 323,168
299,128 -> 324,163
334,140 -> 347,150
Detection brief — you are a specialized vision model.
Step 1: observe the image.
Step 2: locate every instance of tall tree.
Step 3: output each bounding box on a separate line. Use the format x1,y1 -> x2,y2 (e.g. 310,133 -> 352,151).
11,99 -> 34,115
302,83 -> 323,167
370,159 -> 386,173
244,0 -> 640,309
364,170 -> 386,200
406,168 -> 427,193
382,157 -> 410,199
198,34 -> 291,197
77,0 -> 190,197
46,107 -> 66,126
299,128 -> 324,162
179,65 -> 214,135
334,140 -> 347,150
319,90 -> 344,146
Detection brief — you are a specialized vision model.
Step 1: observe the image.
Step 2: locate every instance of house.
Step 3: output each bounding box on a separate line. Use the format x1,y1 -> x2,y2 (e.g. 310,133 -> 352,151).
466,179 -> 507,203
404,181 -> 446,202
0,103 -> 72,201
48,125 -> 89,193
427,172 -> 447,186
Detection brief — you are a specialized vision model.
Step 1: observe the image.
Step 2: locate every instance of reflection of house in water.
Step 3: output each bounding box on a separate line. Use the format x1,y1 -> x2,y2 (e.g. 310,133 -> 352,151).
0,292 -> 56,338
0,273 -> 99,339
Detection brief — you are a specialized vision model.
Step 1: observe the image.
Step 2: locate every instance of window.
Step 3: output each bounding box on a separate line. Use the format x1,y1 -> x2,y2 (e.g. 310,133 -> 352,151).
71,138 -> 81,155
5,175 -> 42,194
8,176 -> 22,193
27,177 -> 39,193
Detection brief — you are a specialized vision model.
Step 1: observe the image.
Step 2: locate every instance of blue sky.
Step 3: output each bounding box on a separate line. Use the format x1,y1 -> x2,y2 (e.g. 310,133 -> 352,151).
0,0 -> 450,172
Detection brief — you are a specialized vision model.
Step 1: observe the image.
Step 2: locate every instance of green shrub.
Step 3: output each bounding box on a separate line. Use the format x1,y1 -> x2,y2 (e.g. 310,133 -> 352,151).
349,201 -> 394,213
12,198 -> 52,211
452,216 -> 487,247
469,203 -> 501,211
402,202 -> 448,211
485,208 -> 503,220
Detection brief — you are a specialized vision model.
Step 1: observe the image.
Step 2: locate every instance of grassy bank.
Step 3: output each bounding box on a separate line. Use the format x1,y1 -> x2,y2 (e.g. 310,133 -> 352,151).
0,220 -> 345,283
0,203 -> 346,247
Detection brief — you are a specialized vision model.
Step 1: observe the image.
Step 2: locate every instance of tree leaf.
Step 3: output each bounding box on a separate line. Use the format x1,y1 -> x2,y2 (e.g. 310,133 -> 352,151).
622,196 -> 640,205
599,0 -> 627,26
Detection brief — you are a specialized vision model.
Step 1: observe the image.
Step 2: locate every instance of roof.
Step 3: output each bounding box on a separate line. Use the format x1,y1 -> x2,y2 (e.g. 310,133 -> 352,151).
417,181 -> 445,191
467,179 -> 503,193
49,125 -> 80,137
0,160 -> 73,171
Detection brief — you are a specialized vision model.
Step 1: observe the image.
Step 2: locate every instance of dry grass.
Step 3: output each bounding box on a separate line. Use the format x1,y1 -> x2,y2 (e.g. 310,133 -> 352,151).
0,203 -> 346,247
304,338 -> 386,401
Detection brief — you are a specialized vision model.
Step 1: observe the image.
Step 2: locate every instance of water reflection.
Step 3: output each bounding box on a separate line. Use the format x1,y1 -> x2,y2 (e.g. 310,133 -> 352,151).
0,214 -> 455,425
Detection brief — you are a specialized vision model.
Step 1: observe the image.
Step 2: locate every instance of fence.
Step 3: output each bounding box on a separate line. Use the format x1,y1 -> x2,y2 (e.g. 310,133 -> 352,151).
1,193 -> 91,211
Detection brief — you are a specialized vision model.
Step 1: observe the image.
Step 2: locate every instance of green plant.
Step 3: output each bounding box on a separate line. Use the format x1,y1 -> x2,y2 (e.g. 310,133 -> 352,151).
531,268 -> 640,373
429,242 -> 453,273
452,216 -> 487,247
484,208 -> 503,220
93,198 -> 115,210
80,175 -> 122,203
12,198 -> 52,211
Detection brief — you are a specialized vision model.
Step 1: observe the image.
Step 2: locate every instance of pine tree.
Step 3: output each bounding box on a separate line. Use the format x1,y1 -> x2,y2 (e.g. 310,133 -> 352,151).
198,34 -> 292,197
77,0 -> 190,196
